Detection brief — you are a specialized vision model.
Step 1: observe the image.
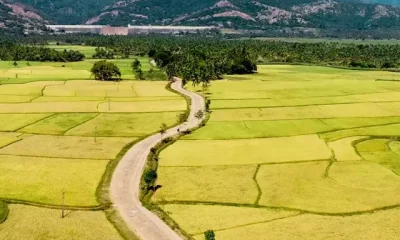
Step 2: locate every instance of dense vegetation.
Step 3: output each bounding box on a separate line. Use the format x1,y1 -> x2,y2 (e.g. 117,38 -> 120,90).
0,41 -> 85,62
33,35 -> 400,70
91,60 -> 121,80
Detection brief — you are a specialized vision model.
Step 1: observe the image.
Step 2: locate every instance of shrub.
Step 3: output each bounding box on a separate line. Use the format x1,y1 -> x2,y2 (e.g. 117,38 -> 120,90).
143,169 -> 157,184
204,230 -> 215,240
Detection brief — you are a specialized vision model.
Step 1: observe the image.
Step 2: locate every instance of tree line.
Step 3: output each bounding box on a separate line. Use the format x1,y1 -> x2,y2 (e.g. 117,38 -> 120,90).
28,34 -> 400,69
0,41 -> 84,62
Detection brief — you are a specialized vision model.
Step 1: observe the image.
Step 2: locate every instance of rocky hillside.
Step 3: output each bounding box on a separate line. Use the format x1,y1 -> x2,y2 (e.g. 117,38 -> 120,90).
83,0 -> 400,32
348,0 -> 400,6
3,0 -> 400,37
0,0 -> 47,34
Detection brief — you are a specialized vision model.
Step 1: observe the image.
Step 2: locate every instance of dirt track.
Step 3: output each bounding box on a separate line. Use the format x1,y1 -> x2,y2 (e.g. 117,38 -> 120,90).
110,79 -> 205,240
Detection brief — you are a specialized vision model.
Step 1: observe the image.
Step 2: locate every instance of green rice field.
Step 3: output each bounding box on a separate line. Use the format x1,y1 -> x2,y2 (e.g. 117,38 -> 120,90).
0,62 -> 184,239
0,57 -> 152,83
154,65 -> 400,239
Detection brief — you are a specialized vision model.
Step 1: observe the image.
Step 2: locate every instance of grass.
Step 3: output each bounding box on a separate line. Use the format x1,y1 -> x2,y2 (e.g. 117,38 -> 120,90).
192,207 -> 400,240
0,114 -> 51,131
65,112 -> 183,137
184,117 -> 400,140
0,205 -> 123,239
47,45 -> 98,58
154,165 -> 259,204
357,139 -> 400,175
0,61 -> 185,239
162,204 -> 299,235
159,135 -> 331,166
19,113 -> 97,135
0,135 -> 134,160
329,161 -> 400,191
0,155 -> 109,206
327,136 -> 365,161
257,161 -> 400,213
152,64 -> 400,238
0,57 -> 152,83
0,201 -> 8,224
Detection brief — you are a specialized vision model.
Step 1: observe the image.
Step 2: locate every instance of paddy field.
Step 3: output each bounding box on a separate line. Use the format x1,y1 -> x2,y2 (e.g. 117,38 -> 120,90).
0,59 -> 185,239
154,65 -> 400,240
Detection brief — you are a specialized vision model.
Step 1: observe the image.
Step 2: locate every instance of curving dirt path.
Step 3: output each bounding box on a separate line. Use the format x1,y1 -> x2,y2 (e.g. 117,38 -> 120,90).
110,79 -> 205,240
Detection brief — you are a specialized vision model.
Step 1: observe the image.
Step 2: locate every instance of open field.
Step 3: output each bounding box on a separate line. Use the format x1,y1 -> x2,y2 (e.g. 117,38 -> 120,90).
155,65 -> 400,239
0,75 -> 184,237
0,56 -> 152,83
0,205 -> 122,240
47,45 -> 98,58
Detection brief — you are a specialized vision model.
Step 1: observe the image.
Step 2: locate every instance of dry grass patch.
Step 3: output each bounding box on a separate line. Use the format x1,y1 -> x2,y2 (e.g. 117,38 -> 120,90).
0,205 -> 122,240
257,162 -> 400,213
154,165 -> 258,204
163,204 -> 299,235
160,135 -> 331,166
0,155 -> 108,205
327,136 -> 365,161
19,113 -> 97,135
0,135 -> 133,159
193,207 -> 400,240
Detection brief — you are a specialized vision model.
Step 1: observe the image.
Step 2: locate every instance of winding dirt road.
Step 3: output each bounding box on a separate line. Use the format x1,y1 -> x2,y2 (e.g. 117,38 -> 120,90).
110,79 -> 205,240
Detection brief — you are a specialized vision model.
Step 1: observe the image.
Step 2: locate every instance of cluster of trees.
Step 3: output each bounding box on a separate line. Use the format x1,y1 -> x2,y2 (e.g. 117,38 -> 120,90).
33,35 -> 400,69
11,34 -> 400,75
92,47 -> 115,59
0,41 -> 84,62
90,60 -> 121,80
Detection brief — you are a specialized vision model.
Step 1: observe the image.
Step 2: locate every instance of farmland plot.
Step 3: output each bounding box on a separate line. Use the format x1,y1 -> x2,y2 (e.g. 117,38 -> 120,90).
0,76 -> 185,238
155,65 -> 400,239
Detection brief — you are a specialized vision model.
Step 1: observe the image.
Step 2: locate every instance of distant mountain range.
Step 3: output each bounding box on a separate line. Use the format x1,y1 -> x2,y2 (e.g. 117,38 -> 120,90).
2,0 -> 400,37
349,0 -> 400,6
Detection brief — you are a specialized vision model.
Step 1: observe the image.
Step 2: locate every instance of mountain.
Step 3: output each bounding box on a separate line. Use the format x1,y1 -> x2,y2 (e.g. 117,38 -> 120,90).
0,0 -> 46,35
3,0 -> 400,37
347,0 -> 400,6
84,0 -> 400,31
5,0 -> 115,24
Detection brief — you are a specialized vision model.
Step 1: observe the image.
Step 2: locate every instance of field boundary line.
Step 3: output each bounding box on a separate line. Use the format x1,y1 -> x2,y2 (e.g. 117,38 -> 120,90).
158,201 -> 400,216
0,153 -> 112,161
0,198 -> 103,211
185,120 -> 400,141
13,113 -> 56,132
62,112 -> 100,135
190,213 -> 303,236
159,159 -> 330,168
253,164 -> 262,205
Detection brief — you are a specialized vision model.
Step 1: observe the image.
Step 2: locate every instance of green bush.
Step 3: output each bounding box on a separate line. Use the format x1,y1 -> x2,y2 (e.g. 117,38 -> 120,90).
204,230 -> 215,240
143,169 -> 158,184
